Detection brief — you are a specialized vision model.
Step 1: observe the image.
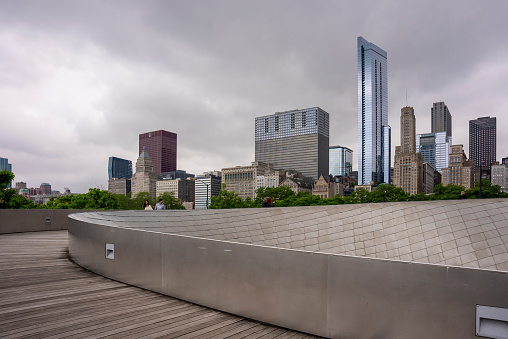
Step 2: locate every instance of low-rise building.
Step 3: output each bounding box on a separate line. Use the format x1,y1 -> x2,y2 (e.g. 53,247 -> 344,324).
280,177 -> 312,194
312,175 -> 337,199
156,178 -> 195,202
108,178 -> 131,195
491,162 -> 508,192
222,162 -> 275,200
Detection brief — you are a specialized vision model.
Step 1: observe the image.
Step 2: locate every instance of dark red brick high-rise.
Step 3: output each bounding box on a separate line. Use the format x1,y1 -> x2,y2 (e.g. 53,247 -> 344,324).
138,130 -> 177,175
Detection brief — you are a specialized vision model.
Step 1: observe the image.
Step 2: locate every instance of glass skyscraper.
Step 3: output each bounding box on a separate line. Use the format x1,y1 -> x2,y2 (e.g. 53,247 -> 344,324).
416,132 -> 451,174
329,146 -> 353,177
357,37 -> 390,185
108,157 -> 133,180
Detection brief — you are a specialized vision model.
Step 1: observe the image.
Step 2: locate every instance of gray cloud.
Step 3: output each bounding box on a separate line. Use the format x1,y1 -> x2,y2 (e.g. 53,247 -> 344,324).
0,0 -> 507,193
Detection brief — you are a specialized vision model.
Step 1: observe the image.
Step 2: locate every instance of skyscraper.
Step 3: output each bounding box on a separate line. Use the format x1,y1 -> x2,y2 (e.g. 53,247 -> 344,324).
469,116 -> 496,168
416,132 -> 451,174
329,146 -> 353,177
255,107 -> 329,180
108,157 -> 132,180
431,102 -> 452,138
393,107 -> 423,195
139,130 -> 177,176
357,36 -> 390,185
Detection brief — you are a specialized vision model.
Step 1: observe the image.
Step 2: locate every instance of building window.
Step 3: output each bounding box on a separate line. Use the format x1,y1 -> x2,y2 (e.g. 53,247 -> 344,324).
291,113 -> 295,129
275,116 -> 279,131
265,118 -> 269,133
302,112 -> 306,127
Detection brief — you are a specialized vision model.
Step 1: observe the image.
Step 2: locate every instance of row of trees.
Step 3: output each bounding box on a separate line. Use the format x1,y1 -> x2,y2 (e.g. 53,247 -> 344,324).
2,169 -> 507,210
0,170 -> 185,210
44,190 -> 185,210
210,181 -> 508,209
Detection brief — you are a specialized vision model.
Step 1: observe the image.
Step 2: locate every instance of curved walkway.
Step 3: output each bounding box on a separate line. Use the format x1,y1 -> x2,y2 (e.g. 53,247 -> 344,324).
0,231 -> 321,339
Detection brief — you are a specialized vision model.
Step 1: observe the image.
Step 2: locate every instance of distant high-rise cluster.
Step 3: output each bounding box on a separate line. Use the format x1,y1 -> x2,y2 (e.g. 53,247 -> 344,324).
357,36 -> 390,185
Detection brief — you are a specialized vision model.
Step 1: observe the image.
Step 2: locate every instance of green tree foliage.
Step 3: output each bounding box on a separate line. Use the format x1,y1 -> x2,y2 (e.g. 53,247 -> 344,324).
210,184 -> 246,209
255,186 -> 296,203
158,191 -> 185,210
0,170 -> 16,208
430,183 -> 464,200
44,188 -> 120,209
368,184 -> 409,203
131,192 -> 153,210
0,170 -> 37,209
276,191 -> 324,207
344,187 -> 371,204
468,179 -> 508,199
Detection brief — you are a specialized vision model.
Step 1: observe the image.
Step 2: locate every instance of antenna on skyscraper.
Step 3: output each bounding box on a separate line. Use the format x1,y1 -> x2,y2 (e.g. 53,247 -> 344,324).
406,90 -> 408,106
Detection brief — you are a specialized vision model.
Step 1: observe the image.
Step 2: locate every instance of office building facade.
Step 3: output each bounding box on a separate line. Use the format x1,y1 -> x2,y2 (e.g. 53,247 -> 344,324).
416,132 -> 451,174
329,146 -> 353,177
491,163 -> 508,192
108,178 -> 131,195
469,117 -> 496,168
442,145 -> 474,189
357,36 -> 390,185
393,107 -> 423,195
431,102 -> 452,138
156,178 -> 195,203
195,172 -> 222,210
108,157 -> 132,180
139,130 -> 177,175
222,162 -> 275,200
255,107 -> 329,181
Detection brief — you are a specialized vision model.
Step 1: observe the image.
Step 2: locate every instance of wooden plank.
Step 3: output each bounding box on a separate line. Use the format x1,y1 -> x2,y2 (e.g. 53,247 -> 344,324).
0,231 -> 323,339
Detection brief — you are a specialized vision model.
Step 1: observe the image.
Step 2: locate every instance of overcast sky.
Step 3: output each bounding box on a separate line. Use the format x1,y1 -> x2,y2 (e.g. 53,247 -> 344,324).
1,1 -> 507,193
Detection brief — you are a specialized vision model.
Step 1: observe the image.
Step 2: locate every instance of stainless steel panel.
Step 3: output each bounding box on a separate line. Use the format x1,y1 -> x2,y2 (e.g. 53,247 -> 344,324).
326,255 -> 508,339
67,207 -> 508,339
160,235 -> 329,337
0,209 -> 94,234
69,220 -> 163,294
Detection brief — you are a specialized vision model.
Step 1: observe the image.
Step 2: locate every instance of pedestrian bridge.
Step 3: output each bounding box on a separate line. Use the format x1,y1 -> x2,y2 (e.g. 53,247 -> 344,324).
68,199 -> 508,338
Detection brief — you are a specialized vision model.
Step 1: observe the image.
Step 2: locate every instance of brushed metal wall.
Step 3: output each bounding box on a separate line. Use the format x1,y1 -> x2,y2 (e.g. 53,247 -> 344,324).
0,209 -> 94,234
68,216 -> 508,339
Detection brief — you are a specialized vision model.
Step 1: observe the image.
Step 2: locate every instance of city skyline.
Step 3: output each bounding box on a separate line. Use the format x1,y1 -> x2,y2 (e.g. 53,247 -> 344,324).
1,1 -> 508,193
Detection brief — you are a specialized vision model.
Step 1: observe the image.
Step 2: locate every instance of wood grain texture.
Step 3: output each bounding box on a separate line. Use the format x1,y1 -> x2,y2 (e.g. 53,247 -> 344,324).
0,231 -> 321,339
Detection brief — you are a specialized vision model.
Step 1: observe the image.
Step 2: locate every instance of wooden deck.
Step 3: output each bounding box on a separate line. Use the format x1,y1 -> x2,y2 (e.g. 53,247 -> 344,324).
0,231 -> 322,338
